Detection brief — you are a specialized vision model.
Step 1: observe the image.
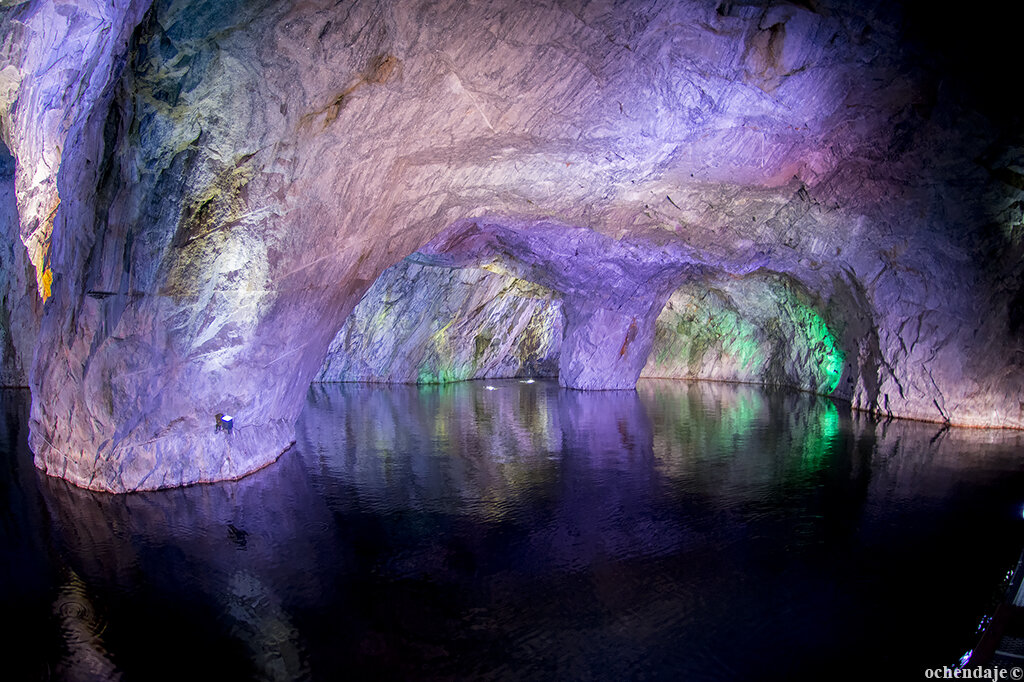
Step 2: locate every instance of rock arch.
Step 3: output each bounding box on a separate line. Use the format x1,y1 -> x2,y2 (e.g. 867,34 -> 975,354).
0,0 -> 1020,492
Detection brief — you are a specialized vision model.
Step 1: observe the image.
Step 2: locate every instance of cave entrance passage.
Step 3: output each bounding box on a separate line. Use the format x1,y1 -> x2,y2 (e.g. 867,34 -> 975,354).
313,218 -> 848,398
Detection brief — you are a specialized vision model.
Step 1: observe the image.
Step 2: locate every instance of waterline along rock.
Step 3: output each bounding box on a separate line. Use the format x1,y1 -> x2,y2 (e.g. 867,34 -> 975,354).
0,0 -> 1021,491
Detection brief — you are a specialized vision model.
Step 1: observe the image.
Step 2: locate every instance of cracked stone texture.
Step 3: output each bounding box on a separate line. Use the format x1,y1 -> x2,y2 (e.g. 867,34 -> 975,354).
414,217 -> 733,390
316,256 -> 563,384
0,0 -> 1021,490
320,232 -> 846,395
641,271 -> 847,395
0,141 -> 39,386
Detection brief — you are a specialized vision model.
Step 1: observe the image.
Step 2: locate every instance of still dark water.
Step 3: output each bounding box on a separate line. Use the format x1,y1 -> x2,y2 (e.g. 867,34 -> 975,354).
3,380 -> 1024,681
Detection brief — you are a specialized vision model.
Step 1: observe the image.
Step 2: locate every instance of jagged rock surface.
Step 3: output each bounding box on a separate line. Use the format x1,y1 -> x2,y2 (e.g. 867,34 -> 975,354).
319,259 -> 849,397
316,257 -> 562,384
641,272 -> 846,395
0,141 -> 38,386
0,0 -> 1020,490
415,218 -> 728,390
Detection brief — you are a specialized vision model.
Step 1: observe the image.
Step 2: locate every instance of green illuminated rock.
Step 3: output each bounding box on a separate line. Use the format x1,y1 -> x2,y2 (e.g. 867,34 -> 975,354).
642,273 -> 845,396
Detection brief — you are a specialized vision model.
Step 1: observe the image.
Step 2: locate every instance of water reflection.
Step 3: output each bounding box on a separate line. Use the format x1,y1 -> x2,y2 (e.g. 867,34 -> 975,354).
640,380 -> 844,485
4,381 -> 1023,680
53,568 -> 120,681
299,382 -> 563,520
37,427 -> 328,681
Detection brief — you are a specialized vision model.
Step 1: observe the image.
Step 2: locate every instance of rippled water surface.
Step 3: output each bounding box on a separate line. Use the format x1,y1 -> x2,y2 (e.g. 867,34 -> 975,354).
4,380 -> 1024,680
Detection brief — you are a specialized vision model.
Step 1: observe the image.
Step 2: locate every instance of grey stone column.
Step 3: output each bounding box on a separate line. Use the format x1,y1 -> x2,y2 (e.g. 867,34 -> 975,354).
558,300 -> 662,391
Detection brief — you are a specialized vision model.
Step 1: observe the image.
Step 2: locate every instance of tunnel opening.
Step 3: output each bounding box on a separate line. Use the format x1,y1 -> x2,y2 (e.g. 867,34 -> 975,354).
315,254 -> 564,385
9,0 -> 1023,501
640,271 -> 846,396
314,216 -> 852,403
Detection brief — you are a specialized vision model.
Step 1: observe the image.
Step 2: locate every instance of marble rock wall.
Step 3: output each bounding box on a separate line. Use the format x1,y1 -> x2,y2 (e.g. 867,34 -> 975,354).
0,141 -> 38,386
641,272 -> 846,396
0,0 -> 1021,490
317,256 -> 847,398
316,256 -> 563,384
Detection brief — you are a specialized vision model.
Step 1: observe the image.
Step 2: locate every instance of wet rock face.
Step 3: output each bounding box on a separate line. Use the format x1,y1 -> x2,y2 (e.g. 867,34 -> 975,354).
316,257 -> 563,384
415,218 -> 720,390
0,142 -> 38,386
0,0 -> 1021,490
558,303 -> 660,391
318,238 -> 848,395
0,0 -> 149,301
641,273 -> 846,396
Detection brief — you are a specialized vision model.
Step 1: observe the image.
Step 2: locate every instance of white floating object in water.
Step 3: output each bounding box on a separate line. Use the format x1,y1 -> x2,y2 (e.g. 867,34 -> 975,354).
520,379 -> 535,384
485,385 -> 497,391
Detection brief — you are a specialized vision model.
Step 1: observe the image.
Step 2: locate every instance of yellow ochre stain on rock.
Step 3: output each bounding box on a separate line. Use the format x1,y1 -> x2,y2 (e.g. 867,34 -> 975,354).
31,193 -> 60,303
298,53 -> 401,131
40,267 -> 52,302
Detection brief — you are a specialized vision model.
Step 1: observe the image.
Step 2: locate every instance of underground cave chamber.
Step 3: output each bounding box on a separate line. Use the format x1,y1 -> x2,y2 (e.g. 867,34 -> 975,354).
6,0 -> 1024,496
314,216 -> 853,402
4,0 -> 1024,678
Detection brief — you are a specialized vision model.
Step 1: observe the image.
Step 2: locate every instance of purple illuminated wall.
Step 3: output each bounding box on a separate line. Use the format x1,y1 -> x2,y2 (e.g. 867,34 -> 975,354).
0,0 -> 1020,490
